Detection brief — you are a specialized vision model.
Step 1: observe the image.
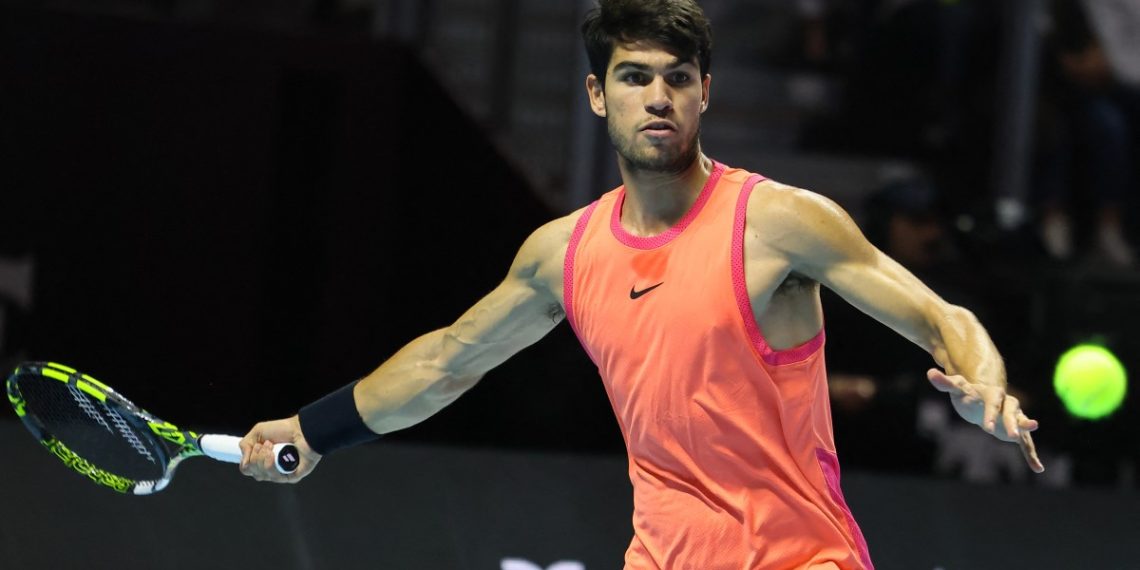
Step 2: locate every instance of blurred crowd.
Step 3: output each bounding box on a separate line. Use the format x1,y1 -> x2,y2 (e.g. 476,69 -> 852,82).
1037,0 -> 1140,267
765,0 -> 1140,488
779,0 -> 1140,270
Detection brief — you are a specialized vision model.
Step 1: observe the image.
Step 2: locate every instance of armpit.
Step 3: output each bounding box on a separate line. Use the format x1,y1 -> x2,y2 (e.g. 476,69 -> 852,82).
547,303 -> 566,323
776,272 -> 819,294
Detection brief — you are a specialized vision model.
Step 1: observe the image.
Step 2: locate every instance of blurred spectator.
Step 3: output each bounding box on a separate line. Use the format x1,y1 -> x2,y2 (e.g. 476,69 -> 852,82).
826,172 -> 970,475
799,0 -> 1005,213
862,173 -> 950,268
816,0 -> 994,150
916,389 -> 1074,486
826,173 -> 1078,483
792,0 -> 878,70
1035,0 -> 1140,267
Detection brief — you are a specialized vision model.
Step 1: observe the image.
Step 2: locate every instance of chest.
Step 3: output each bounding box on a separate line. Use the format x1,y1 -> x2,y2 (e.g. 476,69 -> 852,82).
574,237 -> 738,338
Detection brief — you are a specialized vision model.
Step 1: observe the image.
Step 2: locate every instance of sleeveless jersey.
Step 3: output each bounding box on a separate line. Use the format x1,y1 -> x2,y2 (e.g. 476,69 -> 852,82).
563,162 -> 873,569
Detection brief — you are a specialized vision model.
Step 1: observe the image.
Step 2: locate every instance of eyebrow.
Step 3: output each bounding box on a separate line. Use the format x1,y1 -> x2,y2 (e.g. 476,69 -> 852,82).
611,58 -> 694,74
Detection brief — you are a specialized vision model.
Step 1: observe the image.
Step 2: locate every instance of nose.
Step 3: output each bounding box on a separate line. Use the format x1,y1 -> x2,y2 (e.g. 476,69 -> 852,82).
644,76 -> 672,116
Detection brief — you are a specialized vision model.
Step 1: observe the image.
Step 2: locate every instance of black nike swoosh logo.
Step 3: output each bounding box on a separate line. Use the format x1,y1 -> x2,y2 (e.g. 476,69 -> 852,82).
629,282 -> 664,299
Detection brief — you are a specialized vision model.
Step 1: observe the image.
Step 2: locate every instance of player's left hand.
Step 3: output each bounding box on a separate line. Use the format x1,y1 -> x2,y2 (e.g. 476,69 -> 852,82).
927,368 -> 1044,473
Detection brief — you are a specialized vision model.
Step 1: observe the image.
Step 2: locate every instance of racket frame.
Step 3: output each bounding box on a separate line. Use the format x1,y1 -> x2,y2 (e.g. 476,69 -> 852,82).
8,362 -> 221,495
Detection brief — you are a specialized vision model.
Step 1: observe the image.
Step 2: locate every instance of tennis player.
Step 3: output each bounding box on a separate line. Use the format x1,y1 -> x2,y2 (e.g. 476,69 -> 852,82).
241,1 -> 1043,567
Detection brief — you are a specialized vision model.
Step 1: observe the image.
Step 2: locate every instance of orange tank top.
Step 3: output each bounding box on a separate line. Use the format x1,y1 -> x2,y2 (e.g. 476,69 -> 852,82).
564,162 -> 873,569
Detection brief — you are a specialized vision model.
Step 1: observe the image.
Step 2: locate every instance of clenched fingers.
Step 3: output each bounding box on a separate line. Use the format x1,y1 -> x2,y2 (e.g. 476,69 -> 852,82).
241,441 -> 292,483
238,425 -> 263,471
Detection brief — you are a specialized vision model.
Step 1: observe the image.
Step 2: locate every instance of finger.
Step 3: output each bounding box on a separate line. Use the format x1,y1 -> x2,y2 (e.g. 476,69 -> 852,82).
1013,409 -> 1040,432
926,368 -> 962,394
261,444 -> 285,482
243,441 -> 258,475
239,424 -> 264,470
240,439 -> 260,475
1001,395 -> 1022,439
250,445 -> 271,481
1019,429 -> 1045,473
981,388 -> 1004,434
246,443 -> 263,479
253,441 -> 271,477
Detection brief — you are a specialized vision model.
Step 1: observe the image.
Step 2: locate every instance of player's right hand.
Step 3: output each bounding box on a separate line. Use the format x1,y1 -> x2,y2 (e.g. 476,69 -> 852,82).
239,415 -> 322,483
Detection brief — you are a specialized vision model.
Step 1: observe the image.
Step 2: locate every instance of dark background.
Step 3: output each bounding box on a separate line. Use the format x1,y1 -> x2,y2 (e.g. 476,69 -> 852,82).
2,1 -> 1139,567
3,2 -> 1136,478
2,9 -> 617,452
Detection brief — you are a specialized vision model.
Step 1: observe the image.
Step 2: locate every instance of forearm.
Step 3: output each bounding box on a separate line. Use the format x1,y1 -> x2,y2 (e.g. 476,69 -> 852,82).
929,305 -> 1006,389
244,328 -> 480,476
244,219 -> 569,478
352,328 -> 484,434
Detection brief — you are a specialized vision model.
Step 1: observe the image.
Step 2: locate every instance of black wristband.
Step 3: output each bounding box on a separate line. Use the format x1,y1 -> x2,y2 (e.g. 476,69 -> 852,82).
297,381 -> 380,456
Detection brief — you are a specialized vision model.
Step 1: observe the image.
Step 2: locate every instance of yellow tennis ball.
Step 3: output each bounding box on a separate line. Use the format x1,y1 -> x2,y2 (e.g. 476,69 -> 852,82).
1053,344 -> 1127,420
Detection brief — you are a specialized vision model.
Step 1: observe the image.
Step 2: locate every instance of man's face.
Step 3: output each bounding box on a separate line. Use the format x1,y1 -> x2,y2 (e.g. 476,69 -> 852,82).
587,42 -> 710,174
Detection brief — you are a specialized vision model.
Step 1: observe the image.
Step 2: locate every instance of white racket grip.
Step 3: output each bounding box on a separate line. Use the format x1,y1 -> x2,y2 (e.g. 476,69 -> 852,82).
198,434 -> 300,474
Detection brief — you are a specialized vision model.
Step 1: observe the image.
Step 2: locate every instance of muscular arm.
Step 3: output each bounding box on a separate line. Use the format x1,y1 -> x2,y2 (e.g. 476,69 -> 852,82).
240,214 -> 576,481
762,187 -> 999,383
355,216 -> 571,433
755,185 -> 1043,471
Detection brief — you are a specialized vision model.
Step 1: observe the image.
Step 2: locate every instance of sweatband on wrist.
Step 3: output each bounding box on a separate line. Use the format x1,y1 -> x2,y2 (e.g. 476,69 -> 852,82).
297,380 -> 380,456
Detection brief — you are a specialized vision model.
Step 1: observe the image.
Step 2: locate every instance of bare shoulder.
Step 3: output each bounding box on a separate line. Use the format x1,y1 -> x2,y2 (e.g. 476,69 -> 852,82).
510,207 -> 590,301
514,208 -> 583,270
746,179 -> 849,240
745,179 -> 870,265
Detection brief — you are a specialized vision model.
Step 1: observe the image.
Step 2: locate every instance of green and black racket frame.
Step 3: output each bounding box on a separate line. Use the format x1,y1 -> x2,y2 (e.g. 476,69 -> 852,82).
6,362 -> 298,495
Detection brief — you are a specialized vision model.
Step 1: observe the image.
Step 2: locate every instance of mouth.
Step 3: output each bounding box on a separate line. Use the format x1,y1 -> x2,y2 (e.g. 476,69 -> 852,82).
639,121 -> 677,137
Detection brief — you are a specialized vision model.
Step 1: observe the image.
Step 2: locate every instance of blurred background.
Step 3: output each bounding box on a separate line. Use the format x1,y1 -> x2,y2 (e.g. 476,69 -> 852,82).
1,0 -> 1138,568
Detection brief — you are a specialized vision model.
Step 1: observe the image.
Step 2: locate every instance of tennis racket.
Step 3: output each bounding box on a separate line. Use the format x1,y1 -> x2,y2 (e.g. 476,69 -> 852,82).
5,361 -> 299,495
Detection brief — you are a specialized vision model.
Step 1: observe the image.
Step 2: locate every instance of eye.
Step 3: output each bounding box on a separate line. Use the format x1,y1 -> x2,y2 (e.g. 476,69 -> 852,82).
622,72 -> 648,85
668,72 -> 691,85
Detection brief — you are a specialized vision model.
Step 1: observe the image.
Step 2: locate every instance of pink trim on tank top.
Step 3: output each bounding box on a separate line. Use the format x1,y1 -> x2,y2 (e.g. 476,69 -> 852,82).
609,161 -> 726,250
564,200 -> 600,362
731,174 -> 825,366
816,448 -> 875,569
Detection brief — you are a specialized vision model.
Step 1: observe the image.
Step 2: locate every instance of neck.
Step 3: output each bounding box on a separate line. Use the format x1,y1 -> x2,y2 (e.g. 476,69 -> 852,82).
617,151 -> 714,237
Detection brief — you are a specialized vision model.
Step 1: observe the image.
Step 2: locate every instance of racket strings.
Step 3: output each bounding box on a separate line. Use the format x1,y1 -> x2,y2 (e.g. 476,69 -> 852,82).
67,384 -> 114,435
63,384 -> 159,470
104,406 -> 157,465
18,376 -> 169,480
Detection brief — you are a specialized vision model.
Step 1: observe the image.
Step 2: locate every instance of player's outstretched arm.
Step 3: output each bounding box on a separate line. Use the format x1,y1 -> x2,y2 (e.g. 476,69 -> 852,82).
755,185 -> 1044,473
240,214 -> 575,482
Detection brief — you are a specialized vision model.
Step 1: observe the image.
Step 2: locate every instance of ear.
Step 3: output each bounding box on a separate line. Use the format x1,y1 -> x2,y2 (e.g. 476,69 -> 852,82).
700,73 -> 712,114
586,74 -> 606,118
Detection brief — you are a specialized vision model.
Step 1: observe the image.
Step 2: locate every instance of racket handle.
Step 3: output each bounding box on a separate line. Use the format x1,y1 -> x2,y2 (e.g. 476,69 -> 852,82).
198,434 -> 301,475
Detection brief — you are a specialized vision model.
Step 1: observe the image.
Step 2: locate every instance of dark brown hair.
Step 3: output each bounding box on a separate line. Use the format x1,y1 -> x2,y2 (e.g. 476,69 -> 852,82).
581,0 -> 713,84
